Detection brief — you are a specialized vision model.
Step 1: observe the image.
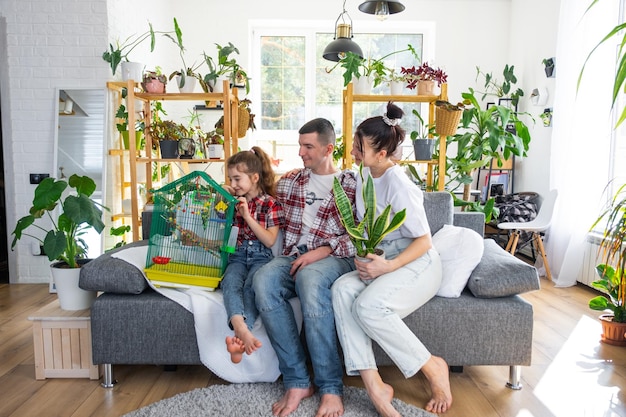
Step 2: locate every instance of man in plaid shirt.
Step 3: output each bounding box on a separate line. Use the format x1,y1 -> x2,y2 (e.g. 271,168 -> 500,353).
253,118 -> 356,417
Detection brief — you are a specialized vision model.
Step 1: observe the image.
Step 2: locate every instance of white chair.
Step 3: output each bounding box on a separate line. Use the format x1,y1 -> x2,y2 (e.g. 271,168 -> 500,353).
497,189 -> 558,280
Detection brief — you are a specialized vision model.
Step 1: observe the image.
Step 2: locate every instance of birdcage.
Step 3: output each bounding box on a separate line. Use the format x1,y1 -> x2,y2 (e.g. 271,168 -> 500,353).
144,171 -> 238,291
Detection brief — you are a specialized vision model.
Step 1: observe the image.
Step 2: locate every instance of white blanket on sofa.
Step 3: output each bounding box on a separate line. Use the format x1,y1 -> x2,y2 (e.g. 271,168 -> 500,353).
111,245 -> 302,384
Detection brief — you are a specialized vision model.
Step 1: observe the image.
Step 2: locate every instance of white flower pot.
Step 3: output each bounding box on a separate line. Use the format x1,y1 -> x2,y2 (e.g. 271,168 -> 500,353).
121,62 -> 144,82
211,76 -> 229,93
353,76 -> 373,95
389,81 -> 404,95
208,144 -> 224,159
51,261 -> 97,311
176,75 -> 196,93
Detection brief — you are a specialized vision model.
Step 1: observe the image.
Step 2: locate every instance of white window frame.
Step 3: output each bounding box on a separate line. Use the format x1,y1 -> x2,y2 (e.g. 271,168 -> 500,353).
248,19 -> 436,149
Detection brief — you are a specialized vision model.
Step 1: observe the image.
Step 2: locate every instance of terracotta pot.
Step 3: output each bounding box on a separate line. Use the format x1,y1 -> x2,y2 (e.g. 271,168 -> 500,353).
142,79 -> 166,94
417,80 -> 435,95
599,314 -> 626,346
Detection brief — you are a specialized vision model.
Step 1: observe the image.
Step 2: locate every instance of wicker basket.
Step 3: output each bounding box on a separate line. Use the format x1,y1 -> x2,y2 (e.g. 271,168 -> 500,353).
435,106 -> 462,136
238,107 -> 250,138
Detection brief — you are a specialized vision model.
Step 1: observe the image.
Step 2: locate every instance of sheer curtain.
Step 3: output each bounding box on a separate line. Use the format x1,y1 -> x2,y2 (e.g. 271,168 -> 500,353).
547,0 -> 620,287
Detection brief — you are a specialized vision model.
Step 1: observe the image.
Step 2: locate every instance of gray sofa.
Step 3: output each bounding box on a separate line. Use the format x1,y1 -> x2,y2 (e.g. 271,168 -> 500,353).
81,192 -> 540,389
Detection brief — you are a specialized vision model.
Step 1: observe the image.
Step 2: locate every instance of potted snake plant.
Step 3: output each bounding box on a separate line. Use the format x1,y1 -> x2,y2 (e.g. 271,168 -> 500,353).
332,164 -> 406,258
11,174 -> 106,310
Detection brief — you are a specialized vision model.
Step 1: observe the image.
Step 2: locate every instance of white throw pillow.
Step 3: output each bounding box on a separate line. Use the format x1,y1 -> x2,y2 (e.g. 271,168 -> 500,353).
432,225 -> 484,298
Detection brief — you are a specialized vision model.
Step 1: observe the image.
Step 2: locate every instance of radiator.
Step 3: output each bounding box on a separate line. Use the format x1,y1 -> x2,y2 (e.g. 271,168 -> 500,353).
578,235 -> 601,287
578,234 -> 618,298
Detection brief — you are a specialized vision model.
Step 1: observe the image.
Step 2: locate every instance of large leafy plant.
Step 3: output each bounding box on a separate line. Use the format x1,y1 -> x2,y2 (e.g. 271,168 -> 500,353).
446,88 -> 531,201
11,175 -> 106,268
588,183 -> 626,323
328,44 -> 419,88
475,65 -> 524,108
579,0 -> 626,127
102,23 -> 176,76
333,165 -> 406,257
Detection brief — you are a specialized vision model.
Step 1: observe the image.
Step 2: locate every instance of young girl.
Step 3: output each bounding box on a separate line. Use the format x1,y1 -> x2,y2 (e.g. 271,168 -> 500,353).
331,102 -> 452,415
221,146 -> 285,364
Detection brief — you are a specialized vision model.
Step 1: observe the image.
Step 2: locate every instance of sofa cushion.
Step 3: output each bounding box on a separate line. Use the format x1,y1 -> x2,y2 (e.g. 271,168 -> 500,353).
79,241 -> 149,294
423,192 -> 454,234
433,225 -> 484,298
467,239 -> 540,298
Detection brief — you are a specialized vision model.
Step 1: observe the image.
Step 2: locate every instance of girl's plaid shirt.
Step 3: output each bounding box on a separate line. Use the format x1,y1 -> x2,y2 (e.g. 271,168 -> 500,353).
277,168 -> 356,258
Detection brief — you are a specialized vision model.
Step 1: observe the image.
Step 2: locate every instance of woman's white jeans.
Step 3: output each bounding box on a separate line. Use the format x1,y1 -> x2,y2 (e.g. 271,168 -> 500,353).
332,238 -> 442,378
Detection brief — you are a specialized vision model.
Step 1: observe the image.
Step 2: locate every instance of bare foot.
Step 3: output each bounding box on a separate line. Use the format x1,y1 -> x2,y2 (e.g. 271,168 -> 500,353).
315,393 -> 344,417
272,387 -> 315,417
422,355 -> 453,414
361,369 -> 401,417
231,315 -> 263,355
225,336 -> 245,364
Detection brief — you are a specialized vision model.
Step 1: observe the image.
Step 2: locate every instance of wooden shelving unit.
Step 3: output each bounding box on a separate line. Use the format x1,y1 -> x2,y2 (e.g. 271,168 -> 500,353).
342,82 -> 448,191
107,79 -> 239,241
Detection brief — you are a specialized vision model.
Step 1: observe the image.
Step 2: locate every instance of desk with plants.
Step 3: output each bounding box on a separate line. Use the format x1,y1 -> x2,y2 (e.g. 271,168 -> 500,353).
107,79 -> 240,242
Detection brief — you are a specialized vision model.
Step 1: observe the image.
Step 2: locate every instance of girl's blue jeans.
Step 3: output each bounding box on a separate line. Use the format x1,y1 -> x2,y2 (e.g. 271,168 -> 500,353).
221,239 -> 273,330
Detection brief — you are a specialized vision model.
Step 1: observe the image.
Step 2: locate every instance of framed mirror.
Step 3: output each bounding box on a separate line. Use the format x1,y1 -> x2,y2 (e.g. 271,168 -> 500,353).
53,88 -> 107,258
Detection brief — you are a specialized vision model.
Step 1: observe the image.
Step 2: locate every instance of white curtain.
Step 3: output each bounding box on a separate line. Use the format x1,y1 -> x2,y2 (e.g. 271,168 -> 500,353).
547,0 -> 620,287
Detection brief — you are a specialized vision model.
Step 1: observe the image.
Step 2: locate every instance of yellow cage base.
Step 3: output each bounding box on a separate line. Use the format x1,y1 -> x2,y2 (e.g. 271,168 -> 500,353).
145,262 -> 222,290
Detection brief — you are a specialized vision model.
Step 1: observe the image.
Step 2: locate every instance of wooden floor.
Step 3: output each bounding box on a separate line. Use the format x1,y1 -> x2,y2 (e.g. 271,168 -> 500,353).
1,280 -> 625,417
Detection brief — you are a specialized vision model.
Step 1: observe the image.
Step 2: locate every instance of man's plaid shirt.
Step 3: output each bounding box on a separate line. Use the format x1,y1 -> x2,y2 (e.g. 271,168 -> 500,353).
277,168 -> 356,258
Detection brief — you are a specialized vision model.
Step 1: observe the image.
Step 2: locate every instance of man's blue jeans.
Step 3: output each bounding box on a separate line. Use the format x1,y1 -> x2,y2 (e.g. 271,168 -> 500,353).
221,240 -> 273,330
253,253 -> 355,396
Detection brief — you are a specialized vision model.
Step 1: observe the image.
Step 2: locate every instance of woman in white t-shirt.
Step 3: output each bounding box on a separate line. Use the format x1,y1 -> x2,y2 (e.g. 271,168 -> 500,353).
332,102 -> 452,416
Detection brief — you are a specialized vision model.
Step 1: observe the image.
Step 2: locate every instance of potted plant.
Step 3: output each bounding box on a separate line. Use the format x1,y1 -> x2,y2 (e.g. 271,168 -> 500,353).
200,42 -> 249,94
401,62 -> 448,95
142,69 -> 167,93
237,98 -> 256,137
542,57 -> 556,78
475,65 -> 524,108
102,23 -> 176,78
385,68 -> 407,95
164,18 -> 203,92
332,164 -> 406,258
445,87 -> 532,202
11,174 -> 106,310
329,44 -> 419,93
146,119 -> 190,159
410,109 -> 437,160
588,183 -> 626,345
115,88 -> 144,151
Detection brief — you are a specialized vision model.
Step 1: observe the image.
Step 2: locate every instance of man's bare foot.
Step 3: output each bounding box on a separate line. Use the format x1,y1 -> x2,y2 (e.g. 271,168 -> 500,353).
225,336 -> 245,364
272,387 -> 315,417
422,355 -> 453,414
315,393 -> 344,417
231,316 -> 263,355
361,369 -> 401,417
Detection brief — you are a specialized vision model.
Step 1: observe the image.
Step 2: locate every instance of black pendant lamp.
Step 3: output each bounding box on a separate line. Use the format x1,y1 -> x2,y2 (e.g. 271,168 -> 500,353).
323,0 -> 364,62
358,1 -> 405,21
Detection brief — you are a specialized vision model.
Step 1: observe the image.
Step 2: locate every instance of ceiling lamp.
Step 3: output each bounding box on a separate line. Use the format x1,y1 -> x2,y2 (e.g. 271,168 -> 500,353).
323,0 -> 364,62
358,1 -> 405,21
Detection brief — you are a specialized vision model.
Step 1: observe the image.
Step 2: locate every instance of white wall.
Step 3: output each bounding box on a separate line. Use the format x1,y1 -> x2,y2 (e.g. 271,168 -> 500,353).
0,0 -> 110,283
0,0 -> 561,283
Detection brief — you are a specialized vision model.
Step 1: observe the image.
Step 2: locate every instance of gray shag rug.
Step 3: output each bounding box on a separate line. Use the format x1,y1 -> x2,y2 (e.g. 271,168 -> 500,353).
122,383 -> 436,417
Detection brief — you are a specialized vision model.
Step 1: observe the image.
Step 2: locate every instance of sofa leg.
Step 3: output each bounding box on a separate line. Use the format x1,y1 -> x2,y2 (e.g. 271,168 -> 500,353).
101,364 -> 117,388
506,365 -> 522,390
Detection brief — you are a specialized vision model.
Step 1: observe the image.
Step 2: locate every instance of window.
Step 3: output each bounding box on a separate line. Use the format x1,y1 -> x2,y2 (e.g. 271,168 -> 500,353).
250,20 -> 434,169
